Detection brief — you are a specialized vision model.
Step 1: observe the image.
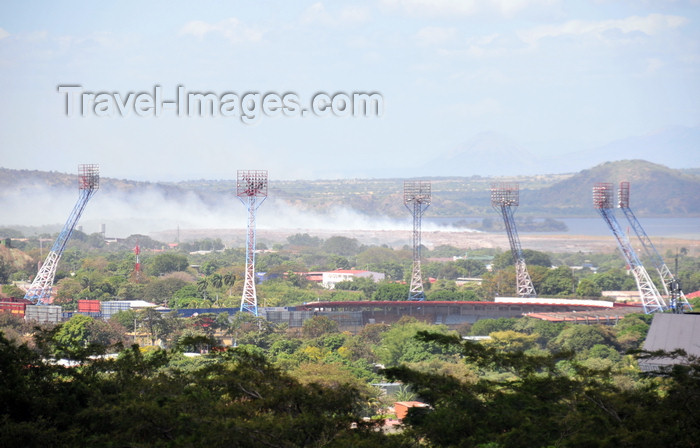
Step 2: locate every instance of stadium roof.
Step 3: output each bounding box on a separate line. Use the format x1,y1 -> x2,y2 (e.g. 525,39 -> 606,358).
639,314 -> 700,372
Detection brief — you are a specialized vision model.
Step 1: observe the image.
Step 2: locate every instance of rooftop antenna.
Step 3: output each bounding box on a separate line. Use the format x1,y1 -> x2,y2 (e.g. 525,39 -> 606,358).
237,170 -> 268,316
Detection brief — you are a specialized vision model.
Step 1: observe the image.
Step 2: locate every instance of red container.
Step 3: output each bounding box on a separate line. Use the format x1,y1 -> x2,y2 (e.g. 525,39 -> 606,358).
78,300 -> 101,313
0,301 -> 27,316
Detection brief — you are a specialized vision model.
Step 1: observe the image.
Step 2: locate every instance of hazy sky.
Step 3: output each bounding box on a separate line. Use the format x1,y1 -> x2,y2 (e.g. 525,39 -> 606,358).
1,1 -> 698,181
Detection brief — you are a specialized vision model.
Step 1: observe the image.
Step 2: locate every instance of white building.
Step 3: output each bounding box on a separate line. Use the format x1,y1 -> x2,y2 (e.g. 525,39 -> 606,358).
321,269 -> 385,289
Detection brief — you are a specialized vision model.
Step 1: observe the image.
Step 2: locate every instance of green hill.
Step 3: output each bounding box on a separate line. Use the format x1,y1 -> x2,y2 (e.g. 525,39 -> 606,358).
526,160 -> 700,216
1,160 -> 698,221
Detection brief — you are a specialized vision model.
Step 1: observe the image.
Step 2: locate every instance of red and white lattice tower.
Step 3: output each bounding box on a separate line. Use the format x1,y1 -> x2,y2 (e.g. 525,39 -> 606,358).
237,170 -> 268,316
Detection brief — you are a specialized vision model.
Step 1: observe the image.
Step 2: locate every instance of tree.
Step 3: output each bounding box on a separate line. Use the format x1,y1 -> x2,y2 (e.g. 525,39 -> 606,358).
51,314 -> 103,359
576,277 -> 602,297
0,257 -> 12,284
492,249 -> 552,270
0,338 -> 401,447
549,324 -> 616,353
454,259 -> 487,277
222,271 -> 237,297
376,317 -> 458,367
334,276 -> 378,297
322,236 -> 361,256
481,269 -> 516,298
539,266 -> 575,296
372,282 -> 409,301
142,276 -> 188,304
209,273 -> 223,290
470,317 -> 517,336
482,330 -> 538,353
592,268 -> 636,291
302,315 -> 339,339
170,284 -> 202,308
1,283 -> 24,298
383,332 -> 700,448
287,233 -> 322,247
138,308 -> 177,346
148,252 -> 189,276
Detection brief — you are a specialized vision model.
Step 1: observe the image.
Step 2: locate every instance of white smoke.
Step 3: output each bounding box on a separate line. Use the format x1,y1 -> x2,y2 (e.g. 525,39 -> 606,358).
0,183 -> 479,240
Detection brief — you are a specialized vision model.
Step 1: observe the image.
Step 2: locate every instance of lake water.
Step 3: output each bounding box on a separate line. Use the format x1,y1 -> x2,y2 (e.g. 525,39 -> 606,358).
426,217 -> 700,239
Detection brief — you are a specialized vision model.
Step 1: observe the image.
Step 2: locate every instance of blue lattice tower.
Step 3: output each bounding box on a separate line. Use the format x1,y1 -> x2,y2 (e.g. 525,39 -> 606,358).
593,183 -> 667,314
25,164 -> 100,304
491,183 -> 536,298
237,170 -> 268,316
618,182 -> 692,313
404,181 -> 431,300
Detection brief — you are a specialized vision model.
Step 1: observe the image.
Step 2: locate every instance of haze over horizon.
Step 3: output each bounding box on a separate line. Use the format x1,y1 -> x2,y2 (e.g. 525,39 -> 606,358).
1,1 -> 699,182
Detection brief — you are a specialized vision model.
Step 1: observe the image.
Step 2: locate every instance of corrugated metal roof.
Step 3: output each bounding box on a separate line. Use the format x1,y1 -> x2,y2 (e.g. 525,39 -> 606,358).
639,314 -> 700,372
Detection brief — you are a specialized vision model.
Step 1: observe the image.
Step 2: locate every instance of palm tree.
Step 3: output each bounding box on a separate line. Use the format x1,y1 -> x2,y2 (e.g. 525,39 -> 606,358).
223,272 -> 236,297
210,273 -> 223,290
197,278 -> 208,300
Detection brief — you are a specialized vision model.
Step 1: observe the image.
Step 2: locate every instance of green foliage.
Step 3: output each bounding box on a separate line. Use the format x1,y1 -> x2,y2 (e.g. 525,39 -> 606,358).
512,317 -> 565,347
383,331 -> 700,448
372,282 -> 410,301
302,315 -> 339,339
470,318 -> 517,336
143,275 -> 189,305
376,317 -> 459,367
170,284 -> 203,308
482,330 -> 538,353
227,313 -> 281,349
613,314 -> 652,351
52,314 -> 96,358
1,283 -> 25,298
0,337 -> 397,447
454,258 -> 487,277
322,236 -> 361,256
147,252 -> 189,276
549,325 -> 616,353
576,277 -> 603,297
592,268 -> 637,291
539,265 -> 575,296
492,249 -> 552,270
334,276 -> 378,297
286,233 -> 322,247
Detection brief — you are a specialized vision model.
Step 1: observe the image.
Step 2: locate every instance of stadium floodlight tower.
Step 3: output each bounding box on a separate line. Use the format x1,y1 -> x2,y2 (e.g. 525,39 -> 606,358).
618,182 -> 692,313
25,164 -> 100,304
237,170 -> 268,316
593,183 -> 667,314
491,183 -> 536,298
404,180 -> 431,300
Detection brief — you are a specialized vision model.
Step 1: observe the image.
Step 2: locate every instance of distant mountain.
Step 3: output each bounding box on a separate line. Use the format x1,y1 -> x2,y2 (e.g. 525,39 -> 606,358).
549,126 -> 700,173
0,167 -> 197,201
427,125 -> 700,177
425,132 -> 541,177
0,160 -> 698,237
526,160 -> 700,216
